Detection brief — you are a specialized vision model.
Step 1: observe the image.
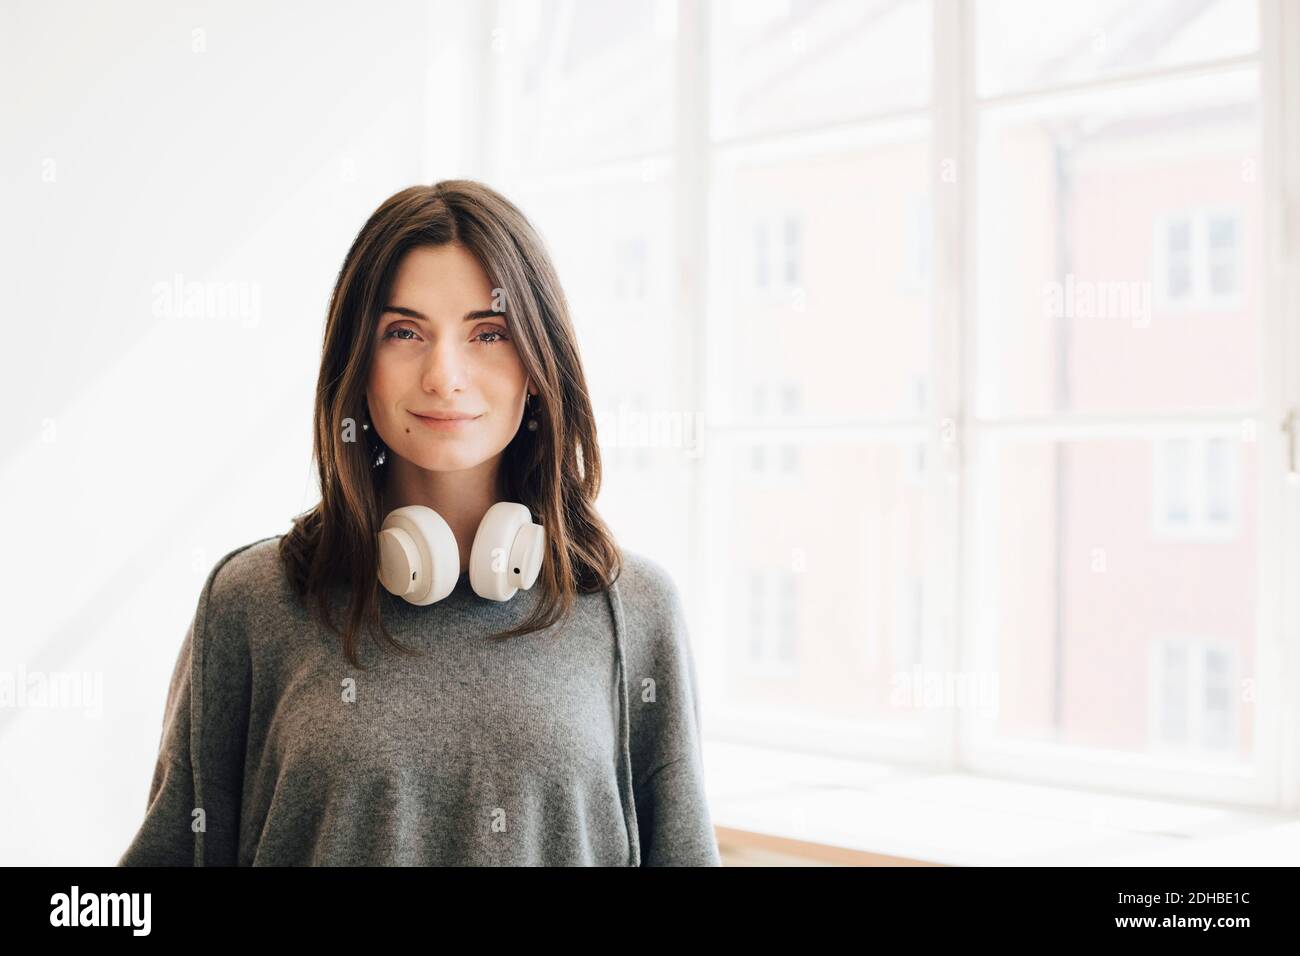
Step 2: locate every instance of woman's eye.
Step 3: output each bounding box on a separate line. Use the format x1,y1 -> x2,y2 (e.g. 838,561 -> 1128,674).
383,325 -> 507,344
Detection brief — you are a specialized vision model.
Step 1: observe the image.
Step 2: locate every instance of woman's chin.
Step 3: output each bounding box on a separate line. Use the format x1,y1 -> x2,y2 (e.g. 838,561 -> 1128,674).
400,445 -> 486,474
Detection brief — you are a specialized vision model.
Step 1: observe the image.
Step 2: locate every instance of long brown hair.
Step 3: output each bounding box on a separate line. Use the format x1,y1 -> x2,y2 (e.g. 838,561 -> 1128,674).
279,180 -> 623,668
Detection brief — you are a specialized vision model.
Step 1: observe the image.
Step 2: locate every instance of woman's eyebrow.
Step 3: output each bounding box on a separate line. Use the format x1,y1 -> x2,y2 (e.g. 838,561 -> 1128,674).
381,305 -> 505,321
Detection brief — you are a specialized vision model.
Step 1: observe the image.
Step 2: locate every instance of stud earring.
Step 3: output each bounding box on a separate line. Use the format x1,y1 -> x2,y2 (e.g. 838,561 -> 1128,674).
362,408 -> 387,467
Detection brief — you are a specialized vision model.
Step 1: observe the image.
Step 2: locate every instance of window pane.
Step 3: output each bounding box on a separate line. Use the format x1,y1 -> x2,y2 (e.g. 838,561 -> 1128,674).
1166,218 -> 1192,299
1203,647 -> 1233,749
1205,436 -> 1231,522
711,0 -> 931,140
1161,437 -> 1192,524
497,0 -> 675,173
720,441 -> 926,719
969,436 -> 1256,762
976,0 -> 1258,99
507,171 -> 697,569
1208,214 -> 1240,296
504,172 -> 674,401
1160,643 -> 1189,744
975,70 -> 1261,417
715,123 -> 931,421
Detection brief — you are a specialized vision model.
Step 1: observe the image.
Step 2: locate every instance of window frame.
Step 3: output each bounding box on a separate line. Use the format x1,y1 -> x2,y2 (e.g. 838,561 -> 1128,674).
483,0 -> 1300,811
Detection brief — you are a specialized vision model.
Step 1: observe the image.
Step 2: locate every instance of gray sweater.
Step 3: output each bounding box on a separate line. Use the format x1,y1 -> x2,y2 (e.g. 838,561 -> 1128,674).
117,536 -> 721,866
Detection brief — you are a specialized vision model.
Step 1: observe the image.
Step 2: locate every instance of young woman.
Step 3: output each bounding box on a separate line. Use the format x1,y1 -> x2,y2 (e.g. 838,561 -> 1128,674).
118,180 -> 719,866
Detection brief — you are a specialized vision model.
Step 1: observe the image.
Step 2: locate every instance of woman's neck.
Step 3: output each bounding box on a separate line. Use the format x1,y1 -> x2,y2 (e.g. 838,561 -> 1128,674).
380,456 -> 502,575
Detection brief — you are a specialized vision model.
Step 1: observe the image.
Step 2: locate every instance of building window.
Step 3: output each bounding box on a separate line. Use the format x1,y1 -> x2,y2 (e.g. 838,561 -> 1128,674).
1155,208 -> 1243,309
892,574 -> 923,671
1150,639 -> 1236,754
1160,437 -> 1192,525
1207,214 -> 1239,298
748,382 -> 803,480
1153,436 -> 1238,538
780,443 -> 799,473
748,441 -> 801,479
783,214 -> 801,285
613,236 -> 648,302
1164,217 -> 1193,300
751,213 -> 802,295
902,192 -> 931,293
751,380 -> 801,420
781,382 -> 802,415
744,567 -> 799,675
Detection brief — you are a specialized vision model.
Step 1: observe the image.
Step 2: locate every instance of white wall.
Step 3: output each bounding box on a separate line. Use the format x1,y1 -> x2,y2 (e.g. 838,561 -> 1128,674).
0,0 -> 473,864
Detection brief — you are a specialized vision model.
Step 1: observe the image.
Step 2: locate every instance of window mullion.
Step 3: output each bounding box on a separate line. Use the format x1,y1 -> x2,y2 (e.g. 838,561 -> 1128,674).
930,0 -> 972,769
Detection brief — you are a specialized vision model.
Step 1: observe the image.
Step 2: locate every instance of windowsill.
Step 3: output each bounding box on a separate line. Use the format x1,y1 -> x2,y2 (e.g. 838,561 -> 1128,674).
703,740 -> 1300,866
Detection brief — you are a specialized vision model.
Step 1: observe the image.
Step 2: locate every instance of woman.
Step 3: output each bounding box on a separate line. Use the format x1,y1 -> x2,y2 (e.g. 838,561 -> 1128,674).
118,180 -> 720,866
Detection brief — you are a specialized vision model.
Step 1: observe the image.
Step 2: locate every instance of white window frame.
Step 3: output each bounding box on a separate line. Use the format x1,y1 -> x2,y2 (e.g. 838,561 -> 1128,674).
958,1 -> 1298,811
483,0 -> 1300,812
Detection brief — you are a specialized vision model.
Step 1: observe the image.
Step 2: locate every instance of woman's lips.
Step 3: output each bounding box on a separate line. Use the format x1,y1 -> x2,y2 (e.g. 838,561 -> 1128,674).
410,411 -> 482,432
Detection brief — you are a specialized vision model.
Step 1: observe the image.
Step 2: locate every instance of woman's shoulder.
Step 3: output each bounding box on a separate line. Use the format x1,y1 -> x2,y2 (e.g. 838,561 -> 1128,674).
609,547 -> 688,631
612,547 -> 678,597
201,534 -> 289,615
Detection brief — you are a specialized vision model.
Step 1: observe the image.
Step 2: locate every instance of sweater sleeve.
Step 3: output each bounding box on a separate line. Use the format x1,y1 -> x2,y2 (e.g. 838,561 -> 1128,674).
118,548 -> 253,866
623,554 -> 722,866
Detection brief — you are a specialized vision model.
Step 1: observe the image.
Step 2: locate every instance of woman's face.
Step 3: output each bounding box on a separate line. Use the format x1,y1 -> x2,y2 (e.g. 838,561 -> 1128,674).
366,243 -> 530,474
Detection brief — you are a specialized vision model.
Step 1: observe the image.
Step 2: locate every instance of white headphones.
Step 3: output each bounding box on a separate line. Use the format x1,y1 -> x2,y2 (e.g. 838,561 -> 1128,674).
377,502 -> 545,605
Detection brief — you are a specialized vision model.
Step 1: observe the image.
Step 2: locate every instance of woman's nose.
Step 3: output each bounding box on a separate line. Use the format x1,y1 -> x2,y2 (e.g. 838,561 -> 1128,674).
418,340 -> 470,395
420,335 -> 468,395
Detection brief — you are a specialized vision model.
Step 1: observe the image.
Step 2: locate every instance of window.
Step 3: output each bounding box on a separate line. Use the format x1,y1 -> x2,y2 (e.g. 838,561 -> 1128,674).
783,214 -> 802,285
966,0 -> 1268,802
1207,214 -> 1239,297
491,0 -> 1291,809
613,236 -> 648,302
750,213 -> 803,297
781,382 -> 802,415
753,219 -> 770,289
1152,435 -> 1239,537
749,381 -> 803,420
1149,639 -> 1236,754
749,441 -> 801,480
748,382 -> 802,480
1155,208 -> 1244,310
743,567 -> 799,676
891,574 -> 923,671
902,192 -> 931,292
1164,217 -> 1193,300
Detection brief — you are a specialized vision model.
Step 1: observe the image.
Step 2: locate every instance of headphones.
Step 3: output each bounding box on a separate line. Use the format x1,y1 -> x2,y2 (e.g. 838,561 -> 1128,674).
377,502 -> 545,605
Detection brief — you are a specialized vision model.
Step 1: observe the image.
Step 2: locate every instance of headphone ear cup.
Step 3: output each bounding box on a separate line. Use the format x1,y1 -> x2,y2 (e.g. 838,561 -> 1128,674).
378,506 -> 458,605
469,502 -> 546,601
